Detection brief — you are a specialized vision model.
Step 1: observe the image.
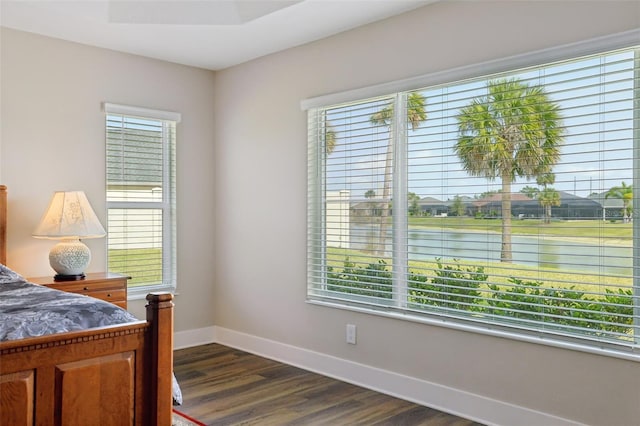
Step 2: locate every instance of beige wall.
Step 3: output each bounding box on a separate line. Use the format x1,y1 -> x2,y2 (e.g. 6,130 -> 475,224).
212,1 -> 640,425
0,27 -> 217,332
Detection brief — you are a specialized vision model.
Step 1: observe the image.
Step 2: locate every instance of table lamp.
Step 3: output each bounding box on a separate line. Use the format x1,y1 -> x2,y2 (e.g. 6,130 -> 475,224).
33,191 -> 106,281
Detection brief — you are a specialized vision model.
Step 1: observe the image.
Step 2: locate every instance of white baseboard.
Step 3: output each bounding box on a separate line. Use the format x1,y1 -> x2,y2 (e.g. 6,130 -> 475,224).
174,326 -> 583,426
173,326 -> 217,350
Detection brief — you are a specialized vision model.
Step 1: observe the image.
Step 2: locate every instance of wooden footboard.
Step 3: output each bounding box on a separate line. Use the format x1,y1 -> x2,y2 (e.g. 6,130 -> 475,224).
0,293 -> 174,426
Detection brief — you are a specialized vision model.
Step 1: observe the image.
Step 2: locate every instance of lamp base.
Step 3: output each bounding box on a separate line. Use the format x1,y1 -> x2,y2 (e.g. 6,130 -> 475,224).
54,273 -> 86,282
49,239 -> 91,277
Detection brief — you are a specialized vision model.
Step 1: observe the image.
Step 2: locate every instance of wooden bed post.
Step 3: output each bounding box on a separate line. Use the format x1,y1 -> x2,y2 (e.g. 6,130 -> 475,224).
145,292 -> 174,425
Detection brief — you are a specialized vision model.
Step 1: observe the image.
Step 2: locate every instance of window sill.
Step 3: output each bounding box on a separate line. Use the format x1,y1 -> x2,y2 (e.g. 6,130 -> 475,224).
128,283 -> 177,300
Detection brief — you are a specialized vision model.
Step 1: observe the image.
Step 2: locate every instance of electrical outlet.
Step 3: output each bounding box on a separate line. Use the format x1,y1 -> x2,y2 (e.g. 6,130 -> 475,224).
346,324 -> 357,344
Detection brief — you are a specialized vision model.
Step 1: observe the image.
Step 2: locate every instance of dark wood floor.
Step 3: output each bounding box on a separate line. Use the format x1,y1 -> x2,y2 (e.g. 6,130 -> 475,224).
173,343 -> 484,426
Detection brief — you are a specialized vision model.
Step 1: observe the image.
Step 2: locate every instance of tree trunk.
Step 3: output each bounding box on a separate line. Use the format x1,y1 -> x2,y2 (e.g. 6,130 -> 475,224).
545,204 -> 552,224
501,177 -> 513,262
623,201 -> 630,223
377,136 -> 393,257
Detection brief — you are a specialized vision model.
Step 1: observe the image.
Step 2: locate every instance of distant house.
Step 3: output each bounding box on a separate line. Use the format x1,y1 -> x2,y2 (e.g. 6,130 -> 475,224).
472,193 -> 537,217
554,191 -> 602,219
351,192 -> 606,220
588,192 -> 625,219
472,191 -> 602,219
327,191 -> 350,248
418,197 -> 449,216
350,199 -> 386,217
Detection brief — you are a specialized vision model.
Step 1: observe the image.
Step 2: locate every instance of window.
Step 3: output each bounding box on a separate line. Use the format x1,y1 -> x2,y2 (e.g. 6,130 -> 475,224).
104,103 -> 180,296
306,34 -> 640,354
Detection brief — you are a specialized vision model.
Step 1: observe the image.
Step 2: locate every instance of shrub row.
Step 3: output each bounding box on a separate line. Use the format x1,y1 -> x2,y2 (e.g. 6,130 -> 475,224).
326,257 -> 634,337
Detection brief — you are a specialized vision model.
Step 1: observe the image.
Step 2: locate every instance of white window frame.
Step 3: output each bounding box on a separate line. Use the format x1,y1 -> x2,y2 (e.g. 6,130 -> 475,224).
304,29 -> 640,361
103,102 -> 181,298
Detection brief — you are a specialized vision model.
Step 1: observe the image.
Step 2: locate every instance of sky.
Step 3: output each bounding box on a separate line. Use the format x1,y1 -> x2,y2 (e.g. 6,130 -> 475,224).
324,48 -> 636,202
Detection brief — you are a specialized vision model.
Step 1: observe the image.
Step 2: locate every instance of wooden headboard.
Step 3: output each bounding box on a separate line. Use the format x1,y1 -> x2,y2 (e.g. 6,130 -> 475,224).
1,185 -> 6,265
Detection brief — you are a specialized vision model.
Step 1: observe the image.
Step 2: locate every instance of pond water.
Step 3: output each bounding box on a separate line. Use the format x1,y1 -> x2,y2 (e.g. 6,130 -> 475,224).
348,225 -> 632,276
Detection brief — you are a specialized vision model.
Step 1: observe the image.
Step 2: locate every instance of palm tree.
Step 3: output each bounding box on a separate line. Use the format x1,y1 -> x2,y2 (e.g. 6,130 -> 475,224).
536,172 -> 556,187
325,125 -> 336,156
370,93 -> 427,255
520,186 -> 539,199
455,78 -> 564,262
535,173 -> 560,224
605,181 -> 633,223
538,187 -> 561,224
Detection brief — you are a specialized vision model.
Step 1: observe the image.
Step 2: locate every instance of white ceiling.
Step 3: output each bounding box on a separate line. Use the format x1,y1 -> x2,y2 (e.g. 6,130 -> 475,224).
0,0 -> 433,70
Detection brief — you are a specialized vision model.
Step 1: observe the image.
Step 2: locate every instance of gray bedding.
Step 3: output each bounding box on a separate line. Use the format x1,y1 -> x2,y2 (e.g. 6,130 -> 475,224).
0,263 -> 183,404
0,264 -> 138,341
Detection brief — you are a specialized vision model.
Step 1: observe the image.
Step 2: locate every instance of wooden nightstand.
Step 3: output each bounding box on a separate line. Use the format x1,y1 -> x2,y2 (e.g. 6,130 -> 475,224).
28,272 -> 130,309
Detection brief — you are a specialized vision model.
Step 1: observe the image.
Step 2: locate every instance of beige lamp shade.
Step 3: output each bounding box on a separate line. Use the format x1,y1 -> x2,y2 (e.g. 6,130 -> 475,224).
33,191 -> 106,279
33,191 -> 106,239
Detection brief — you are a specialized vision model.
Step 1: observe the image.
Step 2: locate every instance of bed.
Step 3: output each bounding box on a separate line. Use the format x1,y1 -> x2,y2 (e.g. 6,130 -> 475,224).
0,184 -> 175,425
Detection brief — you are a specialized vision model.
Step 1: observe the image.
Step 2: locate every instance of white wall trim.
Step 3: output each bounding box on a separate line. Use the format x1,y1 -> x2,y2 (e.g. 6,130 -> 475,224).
103,102 -> 182,122
177,326 -> 584,426
173,326 -> 217,350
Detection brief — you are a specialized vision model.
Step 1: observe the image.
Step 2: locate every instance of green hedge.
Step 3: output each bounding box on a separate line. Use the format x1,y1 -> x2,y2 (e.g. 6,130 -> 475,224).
326,257 -> 633,337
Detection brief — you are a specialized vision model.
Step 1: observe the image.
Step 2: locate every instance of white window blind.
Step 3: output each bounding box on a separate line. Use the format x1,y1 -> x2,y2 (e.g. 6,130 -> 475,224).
104,103 -> 179,295
307,42 -> 640,353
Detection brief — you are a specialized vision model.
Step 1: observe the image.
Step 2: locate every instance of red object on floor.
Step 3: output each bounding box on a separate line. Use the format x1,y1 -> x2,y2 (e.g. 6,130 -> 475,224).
173,408 -> 207,426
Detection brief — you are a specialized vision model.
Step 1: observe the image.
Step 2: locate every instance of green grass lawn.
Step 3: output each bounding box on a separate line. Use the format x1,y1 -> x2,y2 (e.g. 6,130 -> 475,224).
408,216 -> 632,242
108,248 -> 162,287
